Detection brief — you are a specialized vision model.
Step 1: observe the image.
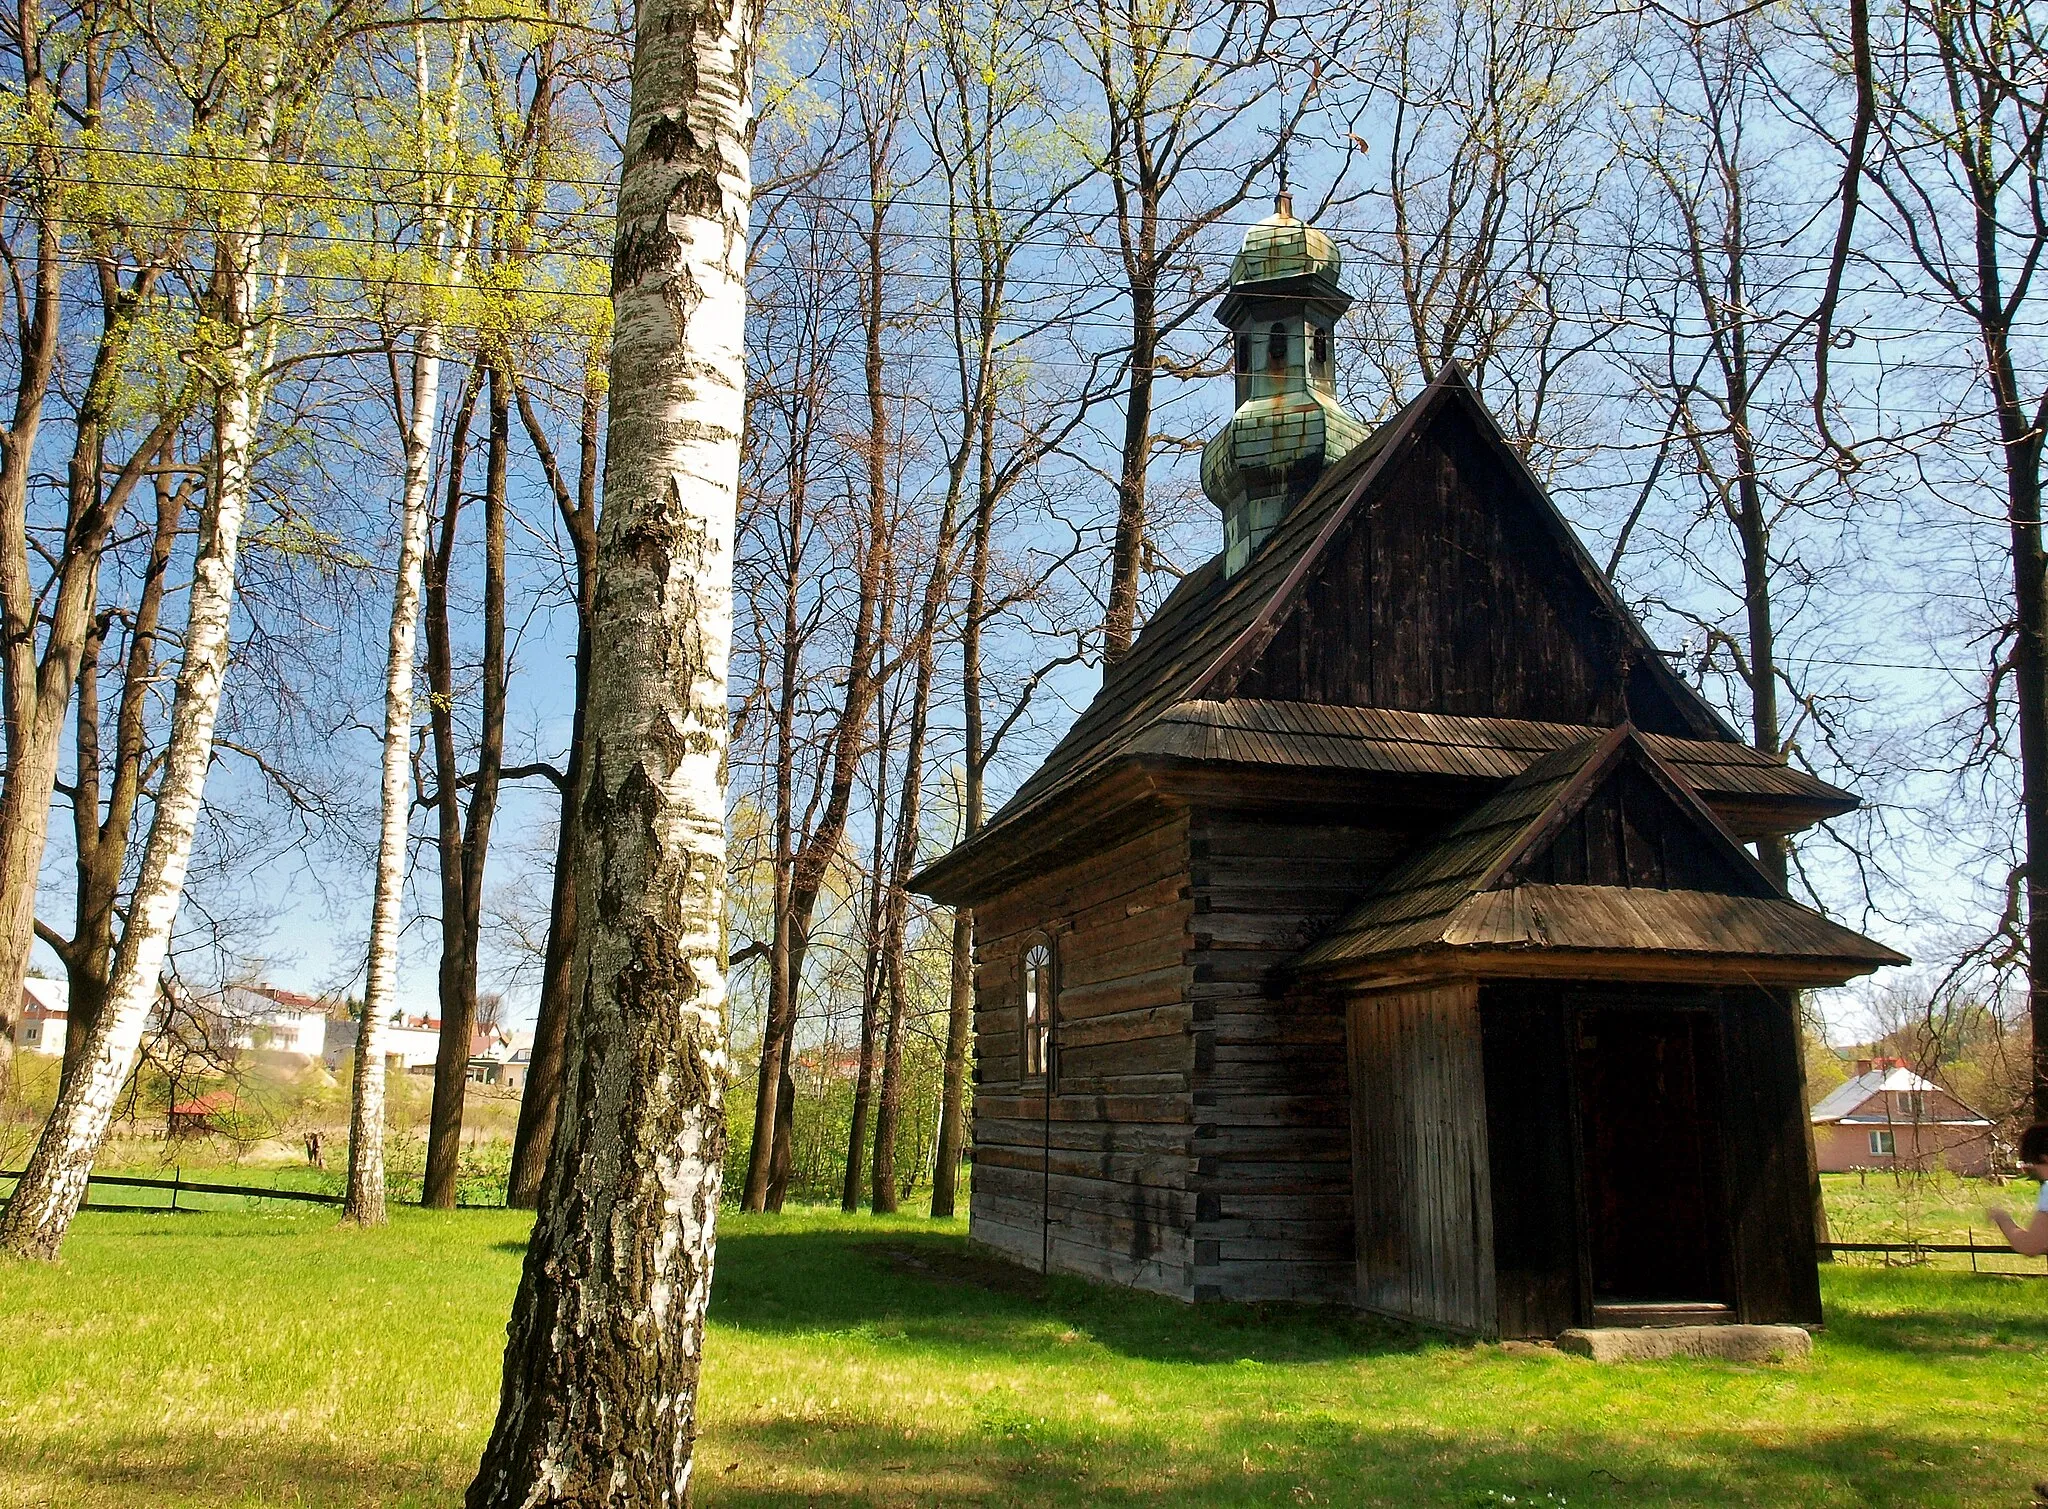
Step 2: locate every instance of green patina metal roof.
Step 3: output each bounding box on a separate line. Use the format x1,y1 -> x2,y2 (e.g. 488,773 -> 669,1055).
1204,199 -> 1363,522
1229,204 -> 1344,289
1202,389 -> 1368,510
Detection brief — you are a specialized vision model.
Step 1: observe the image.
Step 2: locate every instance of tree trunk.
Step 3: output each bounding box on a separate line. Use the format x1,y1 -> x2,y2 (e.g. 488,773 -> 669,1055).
871,440 -> 964,1213
932,907 -> 973,1218
346,15 -> 474,1223
751,438 -> 808,1210
842,725 -> 893,1212
345,312 -> 454,1224
0,193 -> 270,1259
1102,284 -> 1156,664
742,78 -> 901,1210
1983,325 -> 2048,1121
0,7 -> 65,1087
465,0 -> 753,1496
422,370 -> 481,1202
870,636 -> 937,1215
504,379 -> 599,1210
931,413 -> 996,1220
62,465 -> 184,1095
424,363 -> 509,1209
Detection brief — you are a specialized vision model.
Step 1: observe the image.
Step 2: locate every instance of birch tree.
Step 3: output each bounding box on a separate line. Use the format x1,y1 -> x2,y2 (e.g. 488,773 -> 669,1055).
344,11 -> 477,1223
466,0 -> 755,1495
0,2 -> 356,1260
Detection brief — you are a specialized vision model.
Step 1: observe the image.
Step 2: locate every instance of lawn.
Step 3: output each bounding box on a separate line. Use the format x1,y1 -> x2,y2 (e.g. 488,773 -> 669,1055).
0,1202 -> 2043,1508
1822,1170 -> 2040,1257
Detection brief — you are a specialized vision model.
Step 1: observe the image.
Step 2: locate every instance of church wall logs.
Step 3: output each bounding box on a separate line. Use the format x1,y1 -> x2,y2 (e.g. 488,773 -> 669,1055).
969,816 -> 1198,1296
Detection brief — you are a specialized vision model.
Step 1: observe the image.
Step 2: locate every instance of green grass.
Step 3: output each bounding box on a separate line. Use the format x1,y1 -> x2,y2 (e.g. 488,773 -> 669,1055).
1,1203 -> 2044,1508
1822,1170 -> 2040,1253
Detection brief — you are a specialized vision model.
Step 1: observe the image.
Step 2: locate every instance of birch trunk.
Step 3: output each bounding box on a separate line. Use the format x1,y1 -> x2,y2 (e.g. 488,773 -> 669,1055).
344,313 -> 455,1225
345,25 -> 472,1223
0,212 -> 270,1261
466,0 -> 752,1494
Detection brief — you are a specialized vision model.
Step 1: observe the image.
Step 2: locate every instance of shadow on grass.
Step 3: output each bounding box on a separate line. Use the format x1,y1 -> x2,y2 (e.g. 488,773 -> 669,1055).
708,1223 -> 1435,1366
694,1410 -> 2009,1507
26,1408 -> 2011,1509
1818,1268 -> 2048,1358
7,1432 -> 472,1509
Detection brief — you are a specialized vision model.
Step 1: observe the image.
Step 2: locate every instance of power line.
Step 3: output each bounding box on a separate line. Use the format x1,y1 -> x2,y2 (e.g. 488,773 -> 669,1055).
23,216 -> 2028,379
9,137 -> 2046,289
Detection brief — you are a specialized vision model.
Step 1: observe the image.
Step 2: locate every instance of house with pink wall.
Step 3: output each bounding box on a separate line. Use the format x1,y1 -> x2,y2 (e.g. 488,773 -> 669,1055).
1810,1058 -> 1996,1176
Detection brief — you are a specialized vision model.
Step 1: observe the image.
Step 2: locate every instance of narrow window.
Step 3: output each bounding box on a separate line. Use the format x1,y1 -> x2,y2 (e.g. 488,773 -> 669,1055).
1267,322 -> 1288,367
1313,325 -> 1331,375
1235,333 -> 1251,373
1898,1090 -> 1925,1119
1869,1129 -> 1896,1157
1021,939 -> 1054,1080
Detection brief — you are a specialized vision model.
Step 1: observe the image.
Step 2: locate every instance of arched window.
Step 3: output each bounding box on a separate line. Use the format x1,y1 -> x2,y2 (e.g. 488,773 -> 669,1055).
1312,325 -> 1332,377
1021,938 -> 1054,1080
1235,333 -> 1252,373
1267,322 -> 1288,367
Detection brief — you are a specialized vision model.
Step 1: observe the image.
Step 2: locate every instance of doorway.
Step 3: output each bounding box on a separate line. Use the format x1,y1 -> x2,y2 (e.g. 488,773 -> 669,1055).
1573,1007 -> 1729,1314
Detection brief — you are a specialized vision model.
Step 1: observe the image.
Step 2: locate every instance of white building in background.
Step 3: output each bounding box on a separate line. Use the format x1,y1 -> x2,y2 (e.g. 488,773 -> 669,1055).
15,976 -> 68,1055
321,1014 -> 445,1073
210,984 -> 332,1057
467,1027 -> 534,1092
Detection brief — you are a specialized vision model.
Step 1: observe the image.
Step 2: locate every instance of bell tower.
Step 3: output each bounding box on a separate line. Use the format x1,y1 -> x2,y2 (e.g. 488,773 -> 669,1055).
1200,195 -> 1366,576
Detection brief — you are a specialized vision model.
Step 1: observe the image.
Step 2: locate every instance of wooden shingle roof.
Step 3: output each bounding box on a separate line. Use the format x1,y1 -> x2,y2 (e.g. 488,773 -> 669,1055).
918,370 -> 1756,897
1129,699 -> 1855,815
921,368 -> 1835,892
1295,727 -> 1904,983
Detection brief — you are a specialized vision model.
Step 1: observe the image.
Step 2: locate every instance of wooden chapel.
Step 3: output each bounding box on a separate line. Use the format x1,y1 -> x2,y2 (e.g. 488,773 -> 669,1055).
911,197 -> 1904,1339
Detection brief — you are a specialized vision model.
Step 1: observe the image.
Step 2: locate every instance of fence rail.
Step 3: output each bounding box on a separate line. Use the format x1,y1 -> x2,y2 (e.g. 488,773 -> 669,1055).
0,1168 -> 510,1211
0,1168 -> 340,1210
1819,1238 -> 2047,1274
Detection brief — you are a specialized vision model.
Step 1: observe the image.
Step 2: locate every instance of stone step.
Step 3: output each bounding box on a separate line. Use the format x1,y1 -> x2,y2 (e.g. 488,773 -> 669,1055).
1556,1324 -> 1813,1363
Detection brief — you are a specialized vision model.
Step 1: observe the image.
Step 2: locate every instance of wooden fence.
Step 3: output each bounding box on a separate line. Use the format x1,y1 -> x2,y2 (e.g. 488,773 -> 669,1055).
0,1167 -> 341,1213
0,1169 -> 507,1212
1819,1238 -> 2047,1275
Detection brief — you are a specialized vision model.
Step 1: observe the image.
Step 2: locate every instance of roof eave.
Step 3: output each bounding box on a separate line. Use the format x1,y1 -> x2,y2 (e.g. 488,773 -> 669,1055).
910,762 -> 1172,906
1295,940 -> 1903,990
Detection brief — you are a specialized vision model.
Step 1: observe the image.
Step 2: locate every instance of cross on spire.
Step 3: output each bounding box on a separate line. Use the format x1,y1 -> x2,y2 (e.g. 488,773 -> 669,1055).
1260,113 -> 1293,217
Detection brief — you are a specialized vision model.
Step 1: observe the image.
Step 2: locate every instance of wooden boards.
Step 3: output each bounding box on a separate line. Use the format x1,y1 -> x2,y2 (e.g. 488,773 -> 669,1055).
1187,811 -> 1397,1302
1345,982 -> 1497,1335
968,816 -> 1197,1297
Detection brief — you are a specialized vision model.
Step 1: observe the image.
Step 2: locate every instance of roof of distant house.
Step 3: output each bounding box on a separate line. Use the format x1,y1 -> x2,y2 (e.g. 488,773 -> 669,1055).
225,984 -> 330,1015
169,1090 -> 237,1117
1810,1060 -> 1994,1127
21,976 -> 68,1018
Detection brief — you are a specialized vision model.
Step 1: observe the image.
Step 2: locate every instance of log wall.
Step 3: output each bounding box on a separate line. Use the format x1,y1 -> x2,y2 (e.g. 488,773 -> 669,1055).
969,816 -> 1197,1296
1186,810 -> 1404,1302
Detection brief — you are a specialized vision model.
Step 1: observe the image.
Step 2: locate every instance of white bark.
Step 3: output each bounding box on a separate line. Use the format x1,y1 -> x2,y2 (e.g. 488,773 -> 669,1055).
0,193 -> 272,1262
343,26 -> 472,1224
466,0 -> 753,1499
342,323 -> 448,1224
